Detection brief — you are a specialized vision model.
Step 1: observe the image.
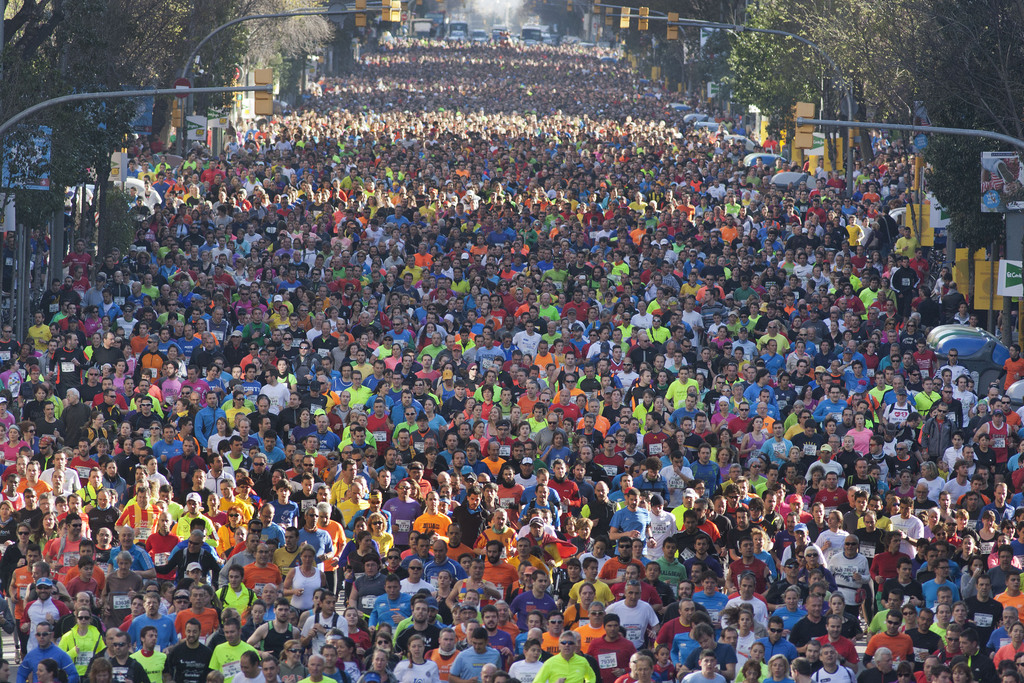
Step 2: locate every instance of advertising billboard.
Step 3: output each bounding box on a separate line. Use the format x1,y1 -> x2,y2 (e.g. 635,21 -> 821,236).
981,151 -> 1024,212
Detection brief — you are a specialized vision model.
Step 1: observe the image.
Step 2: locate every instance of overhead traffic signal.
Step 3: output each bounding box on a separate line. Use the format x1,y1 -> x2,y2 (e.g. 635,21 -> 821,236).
638,7 -> 649,31
620,7 -> 630,28
793,101 -> 816,148
171,98 -> 185,129
667,12 -> 679,39
254,68 -> 274,116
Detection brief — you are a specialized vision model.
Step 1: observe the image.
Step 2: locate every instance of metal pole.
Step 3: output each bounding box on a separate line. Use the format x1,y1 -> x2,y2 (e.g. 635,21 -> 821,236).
990,239 -> 997,333
796,118 -> 1024,152
181,6 -> 385,79
0,85 -> 271,140
12,221 -> 28,341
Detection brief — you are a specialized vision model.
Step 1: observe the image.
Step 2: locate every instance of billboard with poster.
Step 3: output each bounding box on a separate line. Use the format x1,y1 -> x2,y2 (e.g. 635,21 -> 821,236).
981,151 -> 1024,212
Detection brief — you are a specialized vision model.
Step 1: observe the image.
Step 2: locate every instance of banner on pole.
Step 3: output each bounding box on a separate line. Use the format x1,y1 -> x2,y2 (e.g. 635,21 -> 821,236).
0,194 -> 14,232
998,259 -> 1023,296
186,116 -> 207,141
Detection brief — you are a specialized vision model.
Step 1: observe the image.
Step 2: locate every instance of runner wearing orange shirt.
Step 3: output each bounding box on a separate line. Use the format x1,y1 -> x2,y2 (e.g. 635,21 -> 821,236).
481,540 -> 519,599
242,544 -> 284,591
413,492 -> 452,539
429,629 -> 460,682
174,584 -> 221,640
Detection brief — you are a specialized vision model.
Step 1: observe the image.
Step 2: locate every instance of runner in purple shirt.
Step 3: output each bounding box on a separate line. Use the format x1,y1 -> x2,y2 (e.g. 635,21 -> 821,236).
509,573 -> 558,630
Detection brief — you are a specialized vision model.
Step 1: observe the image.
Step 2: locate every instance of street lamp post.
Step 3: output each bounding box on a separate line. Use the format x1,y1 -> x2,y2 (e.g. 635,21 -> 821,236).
176,5 -> 385,156
0,85 -> 271,340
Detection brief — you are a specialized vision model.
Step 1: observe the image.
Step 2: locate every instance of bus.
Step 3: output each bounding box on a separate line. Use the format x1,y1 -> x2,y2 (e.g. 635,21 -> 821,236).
448,21 -> 469,40
520,26 -> 544,45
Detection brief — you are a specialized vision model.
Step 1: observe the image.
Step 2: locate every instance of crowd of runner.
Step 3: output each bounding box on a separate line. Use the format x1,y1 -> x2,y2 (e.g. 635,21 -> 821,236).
0,36 -> 1015,683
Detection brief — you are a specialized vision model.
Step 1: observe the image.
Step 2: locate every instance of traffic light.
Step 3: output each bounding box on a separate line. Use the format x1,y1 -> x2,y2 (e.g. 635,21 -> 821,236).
620,7 -> 630,28
384,0 -> 401,22
254,68 -> 274,117
638,7 -> 649,31
567,0 -> 573,10
355,12 -> 366,25
355,0 -> 366,8
605,5 -> 612,25
667,12 -> 679,39
171,98 -> 185,129
793,101 -> 815,149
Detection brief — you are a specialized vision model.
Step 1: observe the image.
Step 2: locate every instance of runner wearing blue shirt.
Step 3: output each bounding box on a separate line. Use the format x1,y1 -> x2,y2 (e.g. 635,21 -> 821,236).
369,578 -> 413,628
609,489 -> 652,541
755,617 -> 799,659
450,628 -> 503,682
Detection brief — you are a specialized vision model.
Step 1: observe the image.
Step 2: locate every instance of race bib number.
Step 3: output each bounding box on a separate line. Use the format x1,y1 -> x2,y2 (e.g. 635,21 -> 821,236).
301,499 -> 315,510
914,647 -> 928,663
626,627 -> 642,643
649,442 -> 662,455
223,661 -> 242,681
112,594 -> 130,610
76,650 -> 94,667
773,442 -> 785,455
0,352 -> 9,362
598,653 -> 617,669
603,465 -> 618,477
803,444 -> 817,456
373,431 -> 387,443
318,349 -> 330,358
154,553 -> 170,566
860,544 -> 876,559
499,445 -> 511,458
975,613 -> 994,627
395,519 -> 411,533
61,362 -> 76,373
500,498 -> 516,509
254,583 -> 266,594
49,303 -> 59,313
114,297 -> 125,306
63,553 -> 80,567
19,585 -> 28,601
97,562 -> 109,575
994,437 -> 1006,449
361,595 -> 376,609
708,610 -> 720,625
135,526 -> 150,541
75,466 -> 91,479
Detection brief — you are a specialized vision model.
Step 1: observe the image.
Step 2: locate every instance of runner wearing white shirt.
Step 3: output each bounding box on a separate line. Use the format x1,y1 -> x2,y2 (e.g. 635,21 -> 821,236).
888,499 -> 925,558
660,459 -> 694,508
811,644 -> 857,683
647,496 -> 679,561
606,582 -> 660,650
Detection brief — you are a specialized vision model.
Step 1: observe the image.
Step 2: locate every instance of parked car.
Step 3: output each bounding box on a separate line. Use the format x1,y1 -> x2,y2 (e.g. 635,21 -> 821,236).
926,324 -> 1008,393
768,171 -> 815,191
